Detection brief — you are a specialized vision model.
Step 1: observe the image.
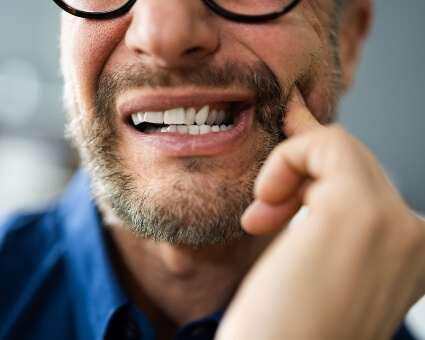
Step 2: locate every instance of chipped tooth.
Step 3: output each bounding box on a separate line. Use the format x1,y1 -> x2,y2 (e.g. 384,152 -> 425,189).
131,113 -> 142,125
188,125 -> 200,135
205,109 -> 217,126
164,107 -> 185,125
167,125 -> 177,133
199,125 -> 211,134
185,107 -> 196,125
144,111 -> 164,124
196,105 -> 209,126
215,110 -> 225,125
177,125 -> 189,133
220,124 -> 228,131
211,125 -> 220,132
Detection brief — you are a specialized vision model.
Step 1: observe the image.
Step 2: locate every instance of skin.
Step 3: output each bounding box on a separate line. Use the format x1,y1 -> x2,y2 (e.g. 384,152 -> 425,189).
60,0 -> 425,338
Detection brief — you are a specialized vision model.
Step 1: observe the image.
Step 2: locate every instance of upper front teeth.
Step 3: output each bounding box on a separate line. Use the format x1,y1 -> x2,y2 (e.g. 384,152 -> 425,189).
195,105 -> 209,126
144,111 -> 163,124
164,108 -> 185,125
131,105 -> 230,127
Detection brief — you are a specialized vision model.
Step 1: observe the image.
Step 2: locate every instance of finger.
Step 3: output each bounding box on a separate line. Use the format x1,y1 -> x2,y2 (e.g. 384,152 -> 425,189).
255,131 -> 319,205
283,86 -> 323,138
254,149 -> 304,204
254,87 -> 328,204
245,180 -> 310,234
257,125 -> 368,207
241,198 -> 302,234
253,87 -> 321,204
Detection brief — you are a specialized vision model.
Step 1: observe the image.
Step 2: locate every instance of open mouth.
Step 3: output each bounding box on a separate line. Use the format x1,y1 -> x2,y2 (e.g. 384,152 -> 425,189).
130,104 -> 237,135
121,95 -> 254,155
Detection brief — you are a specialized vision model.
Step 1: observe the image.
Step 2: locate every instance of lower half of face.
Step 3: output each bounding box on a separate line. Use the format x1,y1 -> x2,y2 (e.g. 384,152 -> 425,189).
66,60 -> 291,246
63,11 -> 342,247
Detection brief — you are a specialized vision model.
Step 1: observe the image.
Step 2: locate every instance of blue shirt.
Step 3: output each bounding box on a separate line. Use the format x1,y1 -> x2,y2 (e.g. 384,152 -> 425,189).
0,170 -> 415,340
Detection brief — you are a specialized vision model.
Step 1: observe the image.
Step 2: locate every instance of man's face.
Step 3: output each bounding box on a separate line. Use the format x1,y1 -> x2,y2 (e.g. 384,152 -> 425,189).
62,0 -> 344,246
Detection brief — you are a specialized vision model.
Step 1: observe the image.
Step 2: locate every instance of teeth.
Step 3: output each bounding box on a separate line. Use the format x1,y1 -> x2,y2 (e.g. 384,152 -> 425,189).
145,111 -> 164,124
199,125 -> 211,134
164,107 -> 185,125
188,125 -> 200,135
167,125 -> 177,133
138,113 -> 144,123
215,110 -> 225,125
132,106 -> 231,127
185,107 -> 196,125
223,111 -> 232,124
177,125 -> 189,133
145,126 -> 157,134
131,105 -> 235,135
205,109 -> 217,126
131,114 -> 139,125
131,113 -> 144,125
195,105 -> 209,126
149,124 -> 234,135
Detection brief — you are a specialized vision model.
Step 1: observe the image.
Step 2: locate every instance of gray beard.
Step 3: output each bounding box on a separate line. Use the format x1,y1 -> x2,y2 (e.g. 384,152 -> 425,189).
65,60 -> 329,246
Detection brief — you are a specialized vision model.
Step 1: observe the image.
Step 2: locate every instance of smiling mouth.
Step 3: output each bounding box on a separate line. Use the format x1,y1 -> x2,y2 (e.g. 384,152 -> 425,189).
130,104 -> 242,135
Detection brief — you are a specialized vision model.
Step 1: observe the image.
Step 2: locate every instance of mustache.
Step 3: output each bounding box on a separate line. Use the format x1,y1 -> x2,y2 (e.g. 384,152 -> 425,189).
95,59 -> 282,109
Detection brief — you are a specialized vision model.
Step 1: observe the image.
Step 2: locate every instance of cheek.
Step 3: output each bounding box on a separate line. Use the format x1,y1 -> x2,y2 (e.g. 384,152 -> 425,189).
232,12 -> 337,123
234,18 -> 322,89
61,15 -> 129,112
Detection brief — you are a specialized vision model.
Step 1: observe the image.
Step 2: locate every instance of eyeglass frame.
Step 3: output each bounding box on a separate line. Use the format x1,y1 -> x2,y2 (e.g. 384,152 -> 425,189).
52,0 -> 301,23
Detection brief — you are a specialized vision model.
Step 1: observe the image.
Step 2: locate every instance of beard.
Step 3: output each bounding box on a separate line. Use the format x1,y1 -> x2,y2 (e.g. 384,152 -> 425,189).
65,59 -> 339,247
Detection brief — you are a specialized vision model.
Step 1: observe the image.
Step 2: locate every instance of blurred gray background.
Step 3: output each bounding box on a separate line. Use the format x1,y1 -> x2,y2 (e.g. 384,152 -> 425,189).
339,1 -> 425,216
1,0 -> 424,338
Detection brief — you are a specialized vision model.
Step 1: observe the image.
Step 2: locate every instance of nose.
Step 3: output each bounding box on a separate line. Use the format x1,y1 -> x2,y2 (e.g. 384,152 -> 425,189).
125,0 -> 220,67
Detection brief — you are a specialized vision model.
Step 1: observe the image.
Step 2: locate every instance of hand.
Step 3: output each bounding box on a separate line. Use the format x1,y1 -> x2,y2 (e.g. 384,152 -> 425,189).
216,87 -> 425,340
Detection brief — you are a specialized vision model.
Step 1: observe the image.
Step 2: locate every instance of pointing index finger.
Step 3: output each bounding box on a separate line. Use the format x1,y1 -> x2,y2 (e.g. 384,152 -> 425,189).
284,87 -> 323,138
252,87 -> 324,205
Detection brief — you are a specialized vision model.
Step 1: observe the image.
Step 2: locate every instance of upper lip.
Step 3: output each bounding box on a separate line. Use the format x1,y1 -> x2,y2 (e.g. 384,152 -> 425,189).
117,89 -> 255,121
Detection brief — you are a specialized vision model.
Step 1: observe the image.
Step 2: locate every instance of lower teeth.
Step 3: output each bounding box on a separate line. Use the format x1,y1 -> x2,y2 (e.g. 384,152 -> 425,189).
143,124 -> 234,135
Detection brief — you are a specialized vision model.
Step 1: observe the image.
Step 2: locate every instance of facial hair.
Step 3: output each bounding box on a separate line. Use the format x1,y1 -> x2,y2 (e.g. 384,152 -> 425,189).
65,59 -> 332,246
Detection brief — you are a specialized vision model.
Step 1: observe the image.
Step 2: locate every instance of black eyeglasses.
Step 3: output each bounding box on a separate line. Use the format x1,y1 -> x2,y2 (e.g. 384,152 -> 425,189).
52,0 -> 301,23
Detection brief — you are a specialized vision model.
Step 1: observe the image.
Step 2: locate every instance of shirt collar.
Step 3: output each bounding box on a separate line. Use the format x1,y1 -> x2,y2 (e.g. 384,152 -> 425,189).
58,169 -> 129,340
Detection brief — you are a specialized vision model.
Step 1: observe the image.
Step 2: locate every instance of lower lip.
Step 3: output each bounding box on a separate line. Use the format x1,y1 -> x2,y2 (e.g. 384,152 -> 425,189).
122,107 -> 253,157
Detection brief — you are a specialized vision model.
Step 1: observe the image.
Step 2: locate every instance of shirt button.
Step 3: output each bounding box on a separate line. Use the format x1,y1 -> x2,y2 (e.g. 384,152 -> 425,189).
123,319 -> 140,340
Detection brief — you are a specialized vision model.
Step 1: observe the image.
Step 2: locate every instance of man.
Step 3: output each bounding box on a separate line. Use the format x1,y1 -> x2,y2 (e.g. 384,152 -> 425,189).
1,0 -> 424,339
